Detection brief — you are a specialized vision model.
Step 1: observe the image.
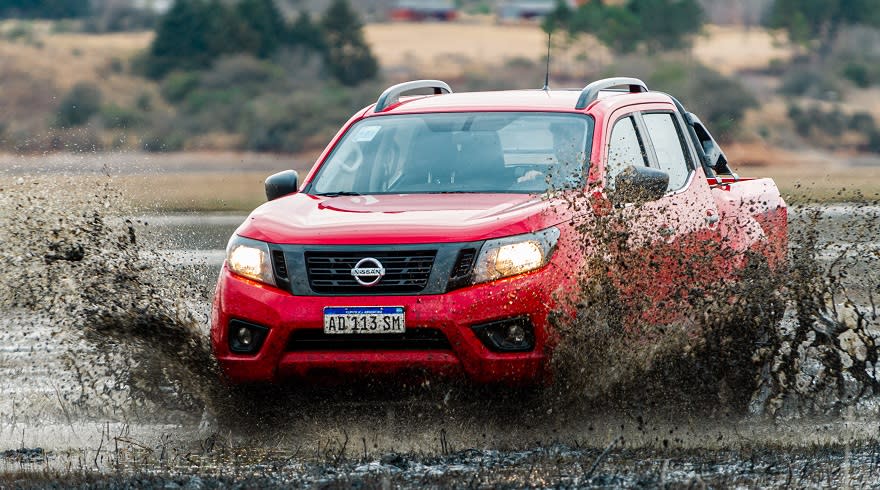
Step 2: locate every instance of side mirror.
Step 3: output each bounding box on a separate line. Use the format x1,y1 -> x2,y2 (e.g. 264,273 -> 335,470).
687,112 -> 730,172
702,139 -> 724,169
613,165 -> 669,204
265,170 -> 299,201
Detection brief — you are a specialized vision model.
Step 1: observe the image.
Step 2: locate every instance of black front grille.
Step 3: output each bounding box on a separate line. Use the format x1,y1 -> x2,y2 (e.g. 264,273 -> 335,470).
305,250 -> 437,294
286,328 -> 451,351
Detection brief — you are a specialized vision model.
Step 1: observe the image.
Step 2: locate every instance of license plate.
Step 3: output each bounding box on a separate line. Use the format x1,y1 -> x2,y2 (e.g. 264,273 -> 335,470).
323,306 -> 405,334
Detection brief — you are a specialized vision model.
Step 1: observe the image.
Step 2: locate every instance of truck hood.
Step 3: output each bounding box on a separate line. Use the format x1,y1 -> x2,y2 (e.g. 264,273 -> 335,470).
236,193 -> 570,245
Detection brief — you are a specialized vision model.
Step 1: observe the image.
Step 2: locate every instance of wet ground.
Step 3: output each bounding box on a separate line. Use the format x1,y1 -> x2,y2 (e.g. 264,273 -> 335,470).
1,180 -> 879,487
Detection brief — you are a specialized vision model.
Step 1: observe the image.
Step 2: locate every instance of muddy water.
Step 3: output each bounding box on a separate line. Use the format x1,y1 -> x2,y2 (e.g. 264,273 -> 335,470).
1,180 -> 879,487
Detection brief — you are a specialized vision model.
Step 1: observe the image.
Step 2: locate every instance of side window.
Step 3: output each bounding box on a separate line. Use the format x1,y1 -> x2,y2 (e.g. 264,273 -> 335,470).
606,116 -> 647,188
643,113 -> 691,191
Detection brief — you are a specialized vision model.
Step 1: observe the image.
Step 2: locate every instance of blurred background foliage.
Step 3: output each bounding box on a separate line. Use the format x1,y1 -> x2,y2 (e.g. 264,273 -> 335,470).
0,0 -> 879,156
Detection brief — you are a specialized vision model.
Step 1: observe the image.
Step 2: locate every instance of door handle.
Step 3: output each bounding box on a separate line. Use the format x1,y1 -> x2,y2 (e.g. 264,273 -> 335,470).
705,213 -> 720,225
659,227 -> 676,237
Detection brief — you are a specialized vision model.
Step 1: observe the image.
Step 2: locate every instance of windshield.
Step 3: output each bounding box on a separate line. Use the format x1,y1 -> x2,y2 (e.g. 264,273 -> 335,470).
309,112 -> 593,195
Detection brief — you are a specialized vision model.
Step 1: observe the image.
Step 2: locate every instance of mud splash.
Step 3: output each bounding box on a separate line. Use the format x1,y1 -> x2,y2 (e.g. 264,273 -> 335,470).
755,203 -> 880,417
547,194 -> 880,419
0,178 -> 221,422
0,176 -> 878,449
547,199 -> 781,413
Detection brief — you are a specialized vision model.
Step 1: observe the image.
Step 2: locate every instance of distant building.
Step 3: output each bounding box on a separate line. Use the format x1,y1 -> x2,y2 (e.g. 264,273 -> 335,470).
497,0 -> 578,21
390,0 -> 457,21
129,0 -> 172,13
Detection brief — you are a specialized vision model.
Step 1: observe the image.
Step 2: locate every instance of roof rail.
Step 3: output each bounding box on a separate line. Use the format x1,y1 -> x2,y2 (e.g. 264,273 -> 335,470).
375,80 -> 452,113
575,77 -> 649,110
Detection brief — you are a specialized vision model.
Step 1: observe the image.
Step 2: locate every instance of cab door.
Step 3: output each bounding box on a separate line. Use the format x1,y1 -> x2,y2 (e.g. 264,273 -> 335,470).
601,105 -> 721,328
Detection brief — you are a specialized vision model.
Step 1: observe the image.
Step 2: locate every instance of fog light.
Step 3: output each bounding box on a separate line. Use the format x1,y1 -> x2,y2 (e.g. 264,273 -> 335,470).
236,327 -> 253,346
506,324 -> 526,344
471,317 -> 535,353
228,319 -> 269,355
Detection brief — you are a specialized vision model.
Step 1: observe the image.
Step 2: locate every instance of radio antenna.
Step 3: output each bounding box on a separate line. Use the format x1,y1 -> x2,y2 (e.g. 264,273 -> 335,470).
542,32 -> 552,91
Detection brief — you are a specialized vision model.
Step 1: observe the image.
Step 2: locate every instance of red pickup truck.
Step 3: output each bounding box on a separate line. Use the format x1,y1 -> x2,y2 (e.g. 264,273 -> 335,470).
210,77 -> 787,385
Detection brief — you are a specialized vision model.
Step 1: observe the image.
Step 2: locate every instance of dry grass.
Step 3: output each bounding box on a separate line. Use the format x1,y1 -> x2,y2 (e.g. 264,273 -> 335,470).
0,22 -> 160,142
114,172 -> 276,212
0,23 -> 156,106
692,25 -> 791,75
365,22 -> 548,78
364,22 -> 791,79
739,164 -> 880,203
112,160 -> 880,210
0,19 -> 790,90
0,149 -> 880,212
0,151 -> 315,211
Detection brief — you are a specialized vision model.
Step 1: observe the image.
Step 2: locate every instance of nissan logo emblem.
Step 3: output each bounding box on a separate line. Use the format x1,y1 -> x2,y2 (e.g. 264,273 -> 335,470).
351,257 -> 386,286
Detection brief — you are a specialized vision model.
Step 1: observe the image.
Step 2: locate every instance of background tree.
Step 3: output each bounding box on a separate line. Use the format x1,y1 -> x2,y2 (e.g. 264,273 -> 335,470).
205,0 -> 260,57
235,0 -> 287,58
56,82 -> 102,127
769,0 -> 880,55
540,0 -> 573,35
627,0 -> 703,52
287,10 -> 325,52
544,0 -> 703,54
145,0 -> 221,78
321,0 -> 378,86
592,7 -> 643,54
0,0 -> 89,19
143,0 -> 364,81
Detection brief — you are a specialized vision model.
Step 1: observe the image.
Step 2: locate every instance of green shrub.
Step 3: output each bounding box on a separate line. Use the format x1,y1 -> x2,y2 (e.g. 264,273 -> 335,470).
688,67 -> 757,139
82,5 -> 157,33
101,105 -> 144,129
842,62 -> 871,88
788,105 -> 812,137
867,130 -> 880,153
182,89 -> 240,114
107,57 -> 124,74
642,62 -> 757,141
51,19 -> 81,33
199,55 -> 281,91
141,126 -> 185,152
3,22 -> 34,42
239,86 -> 370,153
128,50 -> 151,77
182,89 -> 250,133
135,92 -> 153,112
55,82 -> 102,127
788,103 -> 880,152
779,68 -> 841,99
849,112 -> 876,133
823,107 -> 847,137
160,72 -> 201,103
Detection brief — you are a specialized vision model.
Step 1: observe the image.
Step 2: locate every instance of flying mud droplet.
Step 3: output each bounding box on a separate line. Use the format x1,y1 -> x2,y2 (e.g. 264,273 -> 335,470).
1,176 -> 878,438
546,191 -> 785,414
755,201 -> 880,417
0,178 -> 225,422
545,187 -> 880,418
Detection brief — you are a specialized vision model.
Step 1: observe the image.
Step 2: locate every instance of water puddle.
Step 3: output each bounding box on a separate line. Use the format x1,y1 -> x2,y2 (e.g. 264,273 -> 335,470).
1,176 -> 879,486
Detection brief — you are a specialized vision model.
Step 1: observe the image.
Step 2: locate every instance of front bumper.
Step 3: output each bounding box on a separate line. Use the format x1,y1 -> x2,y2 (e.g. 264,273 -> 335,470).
210,262 -> 565,385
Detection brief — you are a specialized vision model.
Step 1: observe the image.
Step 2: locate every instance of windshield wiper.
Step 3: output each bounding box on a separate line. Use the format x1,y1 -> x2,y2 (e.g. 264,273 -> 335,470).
314,191 -> 363,197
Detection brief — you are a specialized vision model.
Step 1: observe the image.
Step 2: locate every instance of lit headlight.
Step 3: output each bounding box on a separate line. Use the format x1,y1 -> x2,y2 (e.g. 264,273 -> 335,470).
472,227 -> 560,284
226,235 -> 276,286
